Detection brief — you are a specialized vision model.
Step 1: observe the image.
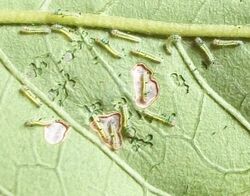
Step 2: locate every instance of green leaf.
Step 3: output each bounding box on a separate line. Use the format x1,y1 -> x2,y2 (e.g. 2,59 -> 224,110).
1,0 -> 250,196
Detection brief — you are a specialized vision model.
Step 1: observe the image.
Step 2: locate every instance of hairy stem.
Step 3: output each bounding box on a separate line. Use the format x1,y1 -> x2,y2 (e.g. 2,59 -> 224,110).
0,10 -> 250,37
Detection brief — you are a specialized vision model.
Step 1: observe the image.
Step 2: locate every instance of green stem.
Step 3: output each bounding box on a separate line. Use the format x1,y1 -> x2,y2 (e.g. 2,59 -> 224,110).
0,10 -> 250,37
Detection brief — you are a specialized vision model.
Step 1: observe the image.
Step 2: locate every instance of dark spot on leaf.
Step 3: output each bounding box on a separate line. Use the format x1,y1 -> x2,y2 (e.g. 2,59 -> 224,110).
128,133 -> 154,151
40,61 -> 48,68
171,73 -> 190,93
144,115 -> 153,123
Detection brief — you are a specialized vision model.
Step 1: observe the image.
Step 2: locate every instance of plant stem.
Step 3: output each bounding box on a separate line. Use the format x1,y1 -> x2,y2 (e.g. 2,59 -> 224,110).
0,10 -> 250,38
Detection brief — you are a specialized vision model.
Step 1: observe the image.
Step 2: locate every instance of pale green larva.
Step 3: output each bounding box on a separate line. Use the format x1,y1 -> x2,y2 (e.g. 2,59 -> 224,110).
130,50 -> 161,63
20,26 -> 51,34
94,38 -> 121,58
195,37 -> 216,65
110,30 -> 141,42
212,39 -> 243,46
50,24 -> 75,41
20,85 -> 42,107
143,110 -> 176,126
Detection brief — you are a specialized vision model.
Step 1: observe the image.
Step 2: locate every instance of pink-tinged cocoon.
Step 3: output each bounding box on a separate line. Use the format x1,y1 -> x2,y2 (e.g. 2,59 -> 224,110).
131,63 -> 159,108
44,121 -> 69,144
90,112 -> 123,150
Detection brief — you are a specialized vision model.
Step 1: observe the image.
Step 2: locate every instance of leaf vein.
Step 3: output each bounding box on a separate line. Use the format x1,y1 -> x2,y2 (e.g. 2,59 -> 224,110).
0,48 -> 170,196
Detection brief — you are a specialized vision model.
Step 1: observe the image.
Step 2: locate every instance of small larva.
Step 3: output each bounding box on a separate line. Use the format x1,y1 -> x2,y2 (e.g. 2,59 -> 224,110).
50,24 -> 75,41
55,9 -> 81,17
94,38 -> 121,58
108,122 -> 120,149
212,39 -> 243,46
143,110 -> 175,126
121,104 -> 129,128
110,30 -> 141,43
195,37 -> 216,65
92,115 -> 109,142
20,26 -> 51,34
140,73 -> 147,103
165,34 -> 180,54
25,120 -> 50,126
130,50 -> 161,63
20,85 -> 42,107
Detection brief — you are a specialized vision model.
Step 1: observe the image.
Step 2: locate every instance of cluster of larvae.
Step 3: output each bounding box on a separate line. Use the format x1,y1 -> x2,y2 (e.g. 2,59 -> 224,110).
20,24 -> 242,150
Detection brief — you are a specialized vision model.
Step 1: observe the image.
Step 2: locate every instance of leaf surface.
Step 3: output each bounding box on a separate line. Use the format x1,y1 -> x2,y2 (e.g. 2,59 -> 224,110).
0,0 -> 250,195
